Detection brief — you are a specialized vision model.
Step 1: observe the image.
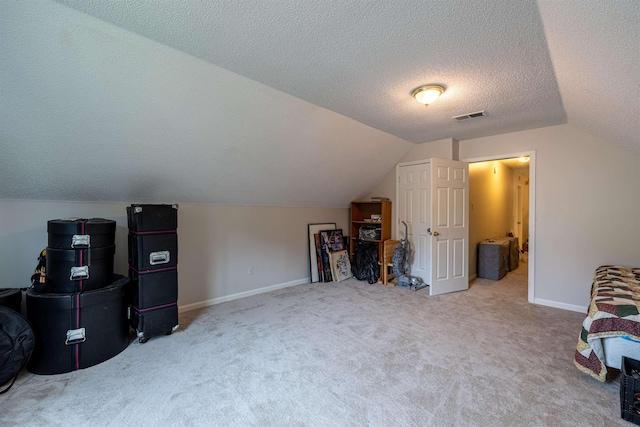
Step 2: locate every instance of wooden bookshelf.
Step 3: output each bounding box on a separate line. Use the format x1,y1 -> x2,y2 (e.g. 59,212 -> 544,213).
349,200 -> 391,280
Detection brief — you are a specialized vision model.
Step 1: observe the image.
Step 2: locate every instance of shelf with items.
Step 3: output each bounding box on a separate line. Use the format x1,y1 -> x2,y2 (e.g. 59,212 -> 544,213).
349,200 -> 391,282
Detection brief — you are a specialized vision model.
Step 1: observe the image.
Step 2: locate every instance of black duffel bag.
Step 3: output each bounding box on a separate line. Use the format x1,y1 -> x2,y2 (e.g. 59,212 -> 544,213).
351,239 -> 379,284
0,307 -> 35,394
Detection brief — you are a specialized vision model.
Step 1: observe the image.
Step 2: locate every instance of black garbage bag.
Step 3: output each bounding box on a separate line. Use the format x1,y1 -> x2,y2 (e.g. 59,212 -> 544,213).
351,240 -> 379,284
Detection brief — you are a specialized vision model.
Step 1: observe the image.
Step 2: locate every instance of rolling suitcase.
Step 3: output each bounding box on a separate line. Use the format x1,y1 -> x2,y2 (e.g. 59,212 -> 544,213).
127,204 -> 178,232
130,303 -> 179,344
45,245 -> 115,293
507,237 -> 519,271
26,275 -> 130,375
127,204 -> 179,343
47,218 -> 116,250
129,267 -> 178,309
128,232 -> 178,271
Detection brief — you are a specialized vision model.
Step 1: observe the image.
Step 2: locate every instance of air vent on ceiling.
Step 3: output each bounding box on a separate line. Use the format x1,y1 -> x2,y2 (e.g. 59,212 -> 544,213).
452,111 -> 487,121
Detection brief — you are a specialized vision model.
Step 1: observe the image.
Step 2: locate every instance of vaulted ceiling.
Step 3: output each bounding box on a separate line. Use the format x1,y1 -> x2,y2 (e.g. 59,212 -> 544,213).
54,0 -> 639,150
1,1 -> 638,206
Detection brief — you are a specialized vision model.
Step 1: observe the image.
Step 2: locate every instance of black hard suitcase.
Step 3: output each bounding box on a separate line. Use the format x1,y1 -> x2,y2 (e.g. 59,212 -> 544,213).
508,237 -> 519,271
0,288 -> 22,314
46,245 -> 115,293
127,204 -> 178,232
130,303 -> 178,343
129,267 -> 178,309
26,275 -> 130,375
128,232 -> 177,271
47,218 -> 116,249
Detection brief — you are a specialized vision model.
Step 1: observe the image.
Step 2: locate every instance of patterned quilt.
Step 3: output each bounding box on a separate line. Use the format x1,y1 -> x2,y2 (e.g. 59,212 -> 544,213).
574,265 -> 640,381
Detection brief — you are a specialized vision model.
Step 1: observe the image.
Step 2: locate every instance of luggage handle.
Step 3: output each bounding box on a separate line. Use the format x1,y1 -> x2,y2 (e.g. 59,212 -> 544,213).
133,205 -> 178,213
71,234 -> 91,248
70,266 -> 89,281
149,251 -> 170,265
65,328 -> 86,345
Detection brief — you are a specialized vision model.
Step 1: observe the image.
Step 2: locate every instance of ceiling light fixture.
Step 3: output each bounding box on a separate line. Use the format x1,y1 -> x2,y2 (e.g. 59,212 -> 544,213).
518,157 -> 530,163
412,84 -> 445,106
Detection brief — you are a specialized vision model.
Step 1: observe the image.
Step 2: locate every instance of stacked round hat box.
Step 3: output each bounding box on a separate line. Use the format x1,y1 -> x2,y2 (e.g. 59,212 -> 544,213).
26,218 -> 130,375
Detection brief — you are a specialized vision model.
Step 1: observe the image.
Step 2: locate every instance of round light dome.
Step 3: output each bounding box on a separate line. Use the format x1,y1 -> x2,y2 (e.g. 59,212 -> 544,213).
412,85 -> 445,105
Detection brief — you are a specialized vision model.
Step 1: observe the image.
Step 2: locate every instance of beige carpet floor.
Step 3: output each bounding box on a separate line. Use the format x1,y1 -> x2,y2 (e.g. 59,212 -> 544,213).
0,265 -> 628,426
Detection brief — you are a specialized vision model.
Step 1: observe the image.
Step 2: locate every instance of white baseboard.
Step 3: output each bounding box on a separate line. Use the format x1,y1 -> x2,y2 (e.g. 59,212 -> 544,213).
178,278 -> 309,313
533,297 -> 587,314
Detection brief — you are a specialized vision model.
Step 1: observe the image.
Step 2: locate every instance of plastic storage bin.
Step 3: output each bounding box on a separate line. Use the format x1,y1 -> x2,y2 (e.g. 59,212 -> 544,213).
621,356 -> 640,424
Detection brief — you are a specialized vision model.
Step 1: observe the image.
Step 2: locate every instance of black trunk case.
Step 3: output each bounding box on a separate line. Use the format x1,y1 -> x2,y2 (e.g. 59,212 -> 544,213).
47,218 -> 116,249
26,275 -> 130,375
0,288 -> 22,314
128,233 -> 178,271
127,203 -> 179,343
131,304 -> 178,343
127,204 -> 177,232
46,246 -> 115,293
129,268 -> 178,309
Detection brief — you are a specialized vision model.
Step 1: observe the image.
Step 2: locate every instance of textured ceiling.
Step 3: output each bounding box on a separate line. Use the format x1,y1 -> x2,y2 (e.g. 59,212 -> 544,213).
54,0 -> 569,144
538,0 -> 640,153
1,0 -> 638,207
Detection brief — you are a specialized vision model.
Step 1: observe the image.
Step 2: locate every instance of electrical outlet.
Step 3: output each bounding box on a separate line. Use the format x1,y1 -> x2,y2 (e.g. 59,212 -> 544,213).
248,266 -> 254,275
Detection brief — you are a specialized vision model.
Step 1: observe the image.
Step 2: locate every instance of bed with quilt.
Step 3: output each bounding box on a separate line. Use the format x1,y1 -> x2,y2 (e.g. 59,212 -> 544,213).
575,265 -> 640,381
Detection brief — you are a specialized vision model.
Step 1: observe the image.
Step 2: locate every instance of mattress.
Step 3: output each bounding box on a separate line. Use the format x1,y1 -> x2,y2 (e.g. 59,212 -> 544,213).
602,336 -> 640,370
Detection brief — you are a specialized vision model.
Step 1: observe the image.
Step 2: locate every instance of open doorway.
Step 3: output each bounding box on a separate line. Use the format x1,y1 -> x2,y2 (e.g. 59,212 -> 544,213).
464,153 -> 535,302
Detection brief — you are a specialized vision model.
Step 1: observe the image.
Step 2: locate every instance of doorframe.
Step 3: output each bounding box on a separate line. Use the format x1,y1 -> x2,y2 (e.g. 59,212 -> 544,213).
462,151 -> 536,304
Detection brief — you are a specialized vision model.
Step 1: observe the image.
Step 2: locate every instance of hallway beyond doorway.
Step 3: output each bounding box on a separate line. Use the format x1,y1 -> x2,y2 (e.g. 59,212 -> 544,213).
464,151 -> 535,304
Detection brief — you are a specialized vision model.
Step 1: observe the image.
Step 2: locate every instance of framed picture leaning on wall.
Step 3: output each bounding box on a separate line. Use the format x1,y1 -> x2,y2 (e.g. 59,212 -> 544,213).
308,223 -> 336,283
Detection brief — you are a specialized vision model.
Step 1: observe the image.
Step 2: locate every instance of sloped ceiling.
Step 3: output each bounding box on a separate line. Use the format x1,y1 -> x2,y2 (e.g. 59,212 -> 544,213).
538,0 -> 640,154
53,0 -> 567,144
1,1 -> 638,207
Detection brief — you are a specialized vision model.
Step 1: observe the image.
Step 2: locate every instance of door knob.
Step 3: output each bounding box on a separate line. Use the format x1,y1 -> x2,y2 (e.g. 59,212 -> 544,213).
433,231 -> 440,237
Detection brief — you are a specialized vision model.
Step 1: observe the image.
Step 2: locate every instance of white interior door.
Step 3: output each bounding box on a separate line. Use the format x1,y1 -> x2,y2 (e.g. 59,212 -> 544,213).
397,163 -> 431,283
430,158 -> 469,295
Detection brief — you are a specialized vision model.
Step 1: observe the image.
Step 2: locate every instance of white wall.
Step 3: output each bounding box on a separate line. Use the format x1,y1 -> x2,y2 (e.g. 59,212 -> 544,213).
460,124 -> 640,310
0,1 -> 412,207
400,138 -> 458,163
0,200 -> 348,311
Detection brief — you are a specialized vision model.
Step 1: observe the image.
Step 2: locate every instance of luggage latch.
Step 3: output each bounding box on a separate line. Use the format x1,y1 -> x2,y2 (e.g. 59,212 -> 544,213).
70,266 -> 89,280
71,234 -> 91,248
134,207 -> 143,214
149,251 -> 170,265
65,328 -> 86,345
